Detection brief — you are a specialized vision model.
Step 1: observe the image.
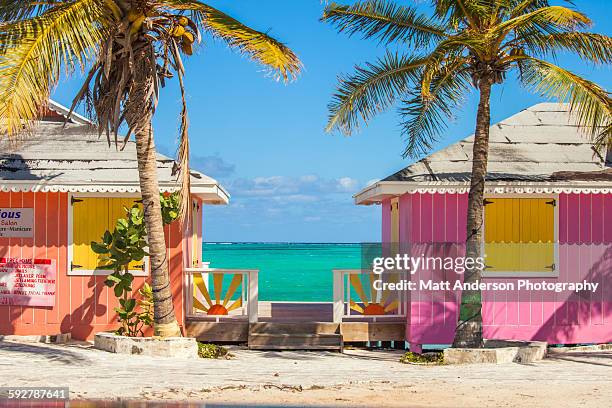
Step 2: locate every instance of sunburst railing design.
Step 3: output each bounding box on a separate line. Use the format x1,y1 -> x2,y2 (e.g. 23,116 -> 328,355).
349,272 -> 400,315
193,271 -> 243,316
333,269 -> 406,321
185,268 -> 259,322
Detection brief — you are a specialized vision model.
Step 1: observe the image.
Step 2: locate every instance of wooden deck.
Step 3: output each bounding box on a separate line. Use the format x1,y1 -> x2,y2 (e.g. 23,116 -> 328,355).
185,302 -> 406,344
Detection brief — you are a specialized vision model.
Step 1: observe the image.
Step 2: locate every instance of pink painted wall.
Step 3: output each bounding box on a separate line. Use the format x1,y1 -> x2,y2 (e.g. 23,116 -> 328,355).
0,192 -> 199,340
383,192 -> 612,346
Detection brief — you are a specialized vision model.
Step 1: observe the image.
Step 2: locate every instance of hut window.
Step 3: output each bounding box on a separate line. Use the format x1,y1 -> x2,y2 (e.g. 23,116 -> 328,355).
483,197 -> 558,277
69,196 -> 148,276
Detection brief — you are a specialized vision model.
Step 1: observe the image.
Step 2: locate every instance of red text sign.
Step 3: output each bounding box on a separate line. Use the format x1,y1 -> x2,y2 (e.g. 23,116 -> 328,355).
0,258 -> 56,307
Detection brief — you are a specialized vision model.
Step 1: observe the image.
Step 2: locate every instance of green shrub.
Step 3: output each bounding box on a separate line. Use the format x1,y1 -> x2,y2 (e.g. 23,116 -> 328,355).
198,343 -> 230,359
399,351 -> 444,365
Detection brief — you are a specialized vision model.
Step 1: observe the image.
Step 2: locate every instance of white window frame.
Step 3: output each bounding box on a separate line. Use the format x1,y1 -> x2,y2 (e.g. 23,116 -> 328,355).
481,193 -> 560,279
67,193 -> 149,277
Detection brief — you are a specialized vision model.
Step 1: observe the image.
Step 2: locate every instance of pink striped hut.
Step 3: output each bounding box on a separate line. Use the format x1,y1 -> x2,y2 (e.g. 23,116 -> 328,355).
354,103 -> 612,352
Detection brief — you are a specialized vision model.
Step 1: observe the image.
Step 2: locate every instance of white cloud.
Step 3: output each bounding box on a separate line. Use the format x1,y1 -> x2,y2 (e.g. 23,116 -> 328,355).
229,174 -> 361,198
337,177 -> 358,192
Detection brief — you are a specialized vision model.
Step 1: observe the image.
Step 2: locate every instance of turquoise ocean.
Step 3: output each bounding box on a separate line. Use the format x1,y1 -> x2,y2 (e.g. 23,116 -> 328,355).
202,242 -> 363,302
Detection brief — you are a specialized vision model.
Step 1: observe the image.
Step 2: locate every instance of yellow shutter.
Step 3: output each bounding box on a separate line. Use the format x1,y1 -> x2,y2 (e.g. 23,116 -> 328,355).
484,198 -> 555,273
72,197 -> 146,272
484,198 -> 520,272
72,197 -> 109,271
518,198 -> 555,272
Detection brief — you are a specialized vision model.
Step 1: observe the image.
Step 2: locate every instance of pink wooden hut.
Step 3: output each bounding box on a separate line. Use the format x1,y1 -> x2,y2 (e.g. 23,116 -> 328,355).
0,100 -> 229,340
355,103 -> 612,352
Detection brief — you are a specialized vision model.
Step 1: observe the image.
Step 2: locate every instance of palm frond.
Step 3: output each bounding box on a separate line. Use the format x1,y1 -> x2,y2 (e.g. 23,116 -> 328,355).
0,0 -> 115,137
401,58 -> 472,157
508,32 -> 612,64
163,0 -> 301,82
326,52 -> 427,135
507,0 -> 550,18
495,5 -> 591,38
432,0 -> 490,29
321,0 -> 447,47
175,67 -> 191,226
516,56 -> 612,148
0,1 -> 61,21
418,35 -> 478,95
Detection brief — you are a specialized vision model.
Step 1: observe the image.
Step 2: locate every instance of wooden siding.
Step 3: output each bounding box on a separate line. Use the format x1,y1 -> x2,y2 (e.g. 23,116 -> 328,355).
0,191 -> 191,340
383,192 -> 612,347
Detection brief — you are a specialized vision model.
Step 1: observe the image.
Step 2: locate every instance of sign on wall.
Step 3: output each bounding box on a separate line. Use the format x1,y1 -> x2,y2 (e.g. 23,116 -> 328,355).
0,258 -> 56,307
0,208 -> 34,238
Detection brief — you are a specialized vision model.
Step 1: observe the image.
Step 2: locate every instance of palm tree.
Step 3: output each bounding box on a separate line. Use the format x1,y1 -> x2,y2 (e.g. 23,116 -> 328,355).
0,1 -> 301,337
322,0 -> 611,348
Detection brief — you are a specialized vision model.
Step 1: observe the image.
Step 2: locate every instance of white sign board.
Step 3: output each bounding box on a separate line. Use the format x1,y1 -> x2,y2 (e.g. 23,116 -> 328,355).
0,208 -> 34,238
0,258 -> 56,307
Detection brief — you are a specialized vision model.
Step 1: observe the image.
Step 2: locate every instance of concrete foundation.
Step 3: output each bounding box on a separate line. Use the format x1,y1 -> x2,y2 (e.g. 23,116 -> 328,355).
443,340 -> 547,364
0,333 -> 71,344
94,332 -> 198,358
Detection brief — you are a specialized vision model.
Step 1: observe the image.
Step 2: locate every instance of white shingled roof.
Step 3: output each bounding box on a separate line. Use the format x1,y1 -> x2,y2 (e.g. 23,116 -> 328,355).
0,101 -> 229,204
355,103 -> 611,205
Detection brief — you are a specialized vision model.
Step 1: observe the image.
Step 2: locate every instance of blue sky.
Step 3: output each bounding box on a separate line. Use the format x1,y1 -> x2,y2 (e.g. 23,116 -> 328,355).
51,0 -> 611,243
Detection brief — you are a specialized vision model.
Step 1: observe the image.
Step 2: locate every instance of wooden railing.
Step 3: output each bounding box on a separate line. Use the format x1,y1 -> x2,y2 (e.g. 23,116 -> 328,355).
185,268 -> 259,323
332,269 -> 407,323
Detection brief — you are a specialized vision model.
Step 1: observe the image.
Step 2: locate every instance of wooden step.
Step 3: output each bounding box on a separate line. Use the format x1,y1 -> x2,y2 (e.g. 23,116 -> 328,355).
249,322 -> 340,335
248,333 -> 343,351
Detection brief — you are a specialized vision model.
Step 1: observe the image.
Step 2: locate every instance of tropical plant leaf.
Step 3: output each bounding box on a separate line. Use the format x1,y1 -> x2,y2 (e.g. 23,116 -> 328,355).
432,0 -> 490,29
510,32 -> 612,64
163,0 -> 301,82
327,52 -> 427,135
516,56 -> 612,148
321,0 -> 447,47
90,241 -> 109,254
0,1 -> 61,21
494,5 -> 591,38
400,57 -> 472,158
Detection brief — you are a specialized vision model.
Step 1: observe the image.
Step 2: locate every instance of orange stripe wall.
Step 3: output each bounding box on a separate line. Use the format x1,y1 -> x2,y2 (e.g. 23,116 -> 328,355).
0,191 -> 188,340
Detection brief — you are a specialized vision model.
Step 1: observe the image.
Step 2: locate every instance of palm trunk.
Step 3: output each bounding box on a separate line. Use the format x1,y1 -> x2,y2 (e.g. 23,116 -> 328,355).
134,125 -> 182,337
128,42 -> 181,338
452,78 -> 493,348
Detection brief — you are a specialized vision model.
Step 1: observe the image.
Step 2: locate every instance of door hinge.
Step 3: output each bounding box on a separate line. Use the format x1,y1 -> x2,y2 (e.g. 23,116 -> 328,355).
545,199 -> 556,207
483,199 -> 494,206
71,197 -> 84,205
71,262 -> 83,270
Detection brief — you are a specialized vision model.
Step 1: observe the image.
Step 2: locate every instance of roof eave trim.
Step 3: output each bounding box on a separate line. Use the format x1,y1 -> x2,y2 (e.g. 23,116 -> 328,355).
0,180 -> 230,205
48,100 -> 92,125
191,184 -> 230,205
354,180 -> 612,205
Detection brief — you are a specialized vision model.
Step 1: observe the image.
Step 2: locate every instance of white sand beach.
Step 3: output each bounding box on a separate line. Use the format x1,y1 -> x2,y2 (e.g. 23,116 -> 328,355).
0,341 -> 610,407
